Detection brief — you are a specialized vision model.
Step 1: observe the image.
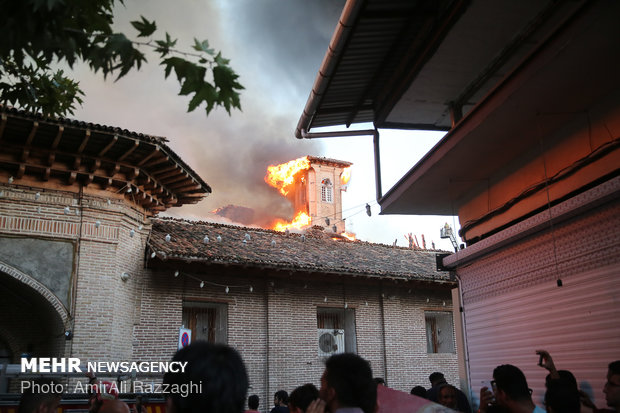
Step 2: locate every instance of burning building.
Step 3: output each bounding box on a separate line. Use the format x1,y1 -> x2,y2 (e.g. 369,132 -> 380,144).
0,107 -> 460,410
264,156 -> 352,234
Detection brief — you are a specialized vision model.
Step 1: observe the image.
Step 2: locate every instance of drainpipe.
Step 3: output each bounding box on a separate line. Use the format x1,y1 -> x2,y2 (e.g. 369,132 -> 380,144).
264,278 -> 270,412
379,282 -> 388,384
299,128 -> 383,202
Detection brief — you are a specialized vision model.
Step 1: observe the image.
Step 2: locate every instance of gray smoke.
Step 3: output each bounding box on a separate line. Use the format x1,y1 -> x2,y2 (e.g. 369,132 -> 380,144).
70,0 -> 345,224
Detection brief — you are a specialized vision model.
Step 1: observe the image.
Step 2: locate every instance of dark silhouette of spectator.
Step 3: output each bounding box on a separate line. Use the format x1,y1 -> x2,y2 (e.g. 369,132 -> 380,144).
163,341 -> 248,413
271,390 -> 289,413
18,378 -> 62,413
602,360 -> 620,412
246,395 -> 260,413
427,372 -> 472,413
536,350 -> 580,413
580,360 -> 620,413
545,384 -> 580,413
481,364 -> 544,413
289,384 -> 319,413
318,353 -> 376,413
410,386 -> 428,398
374,378 -> 386,387
438,384 -> 459,410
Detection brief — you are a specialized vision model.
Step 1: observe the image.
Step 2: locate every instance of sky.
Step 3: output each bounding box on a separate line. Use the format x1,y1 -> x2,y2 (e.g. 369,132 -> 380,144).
68,0 -> 462,251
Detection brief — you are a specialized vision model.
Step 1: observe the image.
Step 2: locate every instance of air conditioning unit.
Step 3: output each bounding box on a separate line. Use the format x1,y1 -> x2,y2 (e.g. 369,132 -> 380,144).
318,328 -> 345,357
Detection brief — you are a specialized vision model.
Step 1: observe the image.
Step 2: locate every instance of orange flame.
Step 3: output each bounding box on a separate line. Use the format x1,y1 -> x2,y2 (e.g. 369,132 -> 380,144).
341,232 -> 356,241
340,167 -> 351,185
272,211 -> 312,232
265,156 -> 311,196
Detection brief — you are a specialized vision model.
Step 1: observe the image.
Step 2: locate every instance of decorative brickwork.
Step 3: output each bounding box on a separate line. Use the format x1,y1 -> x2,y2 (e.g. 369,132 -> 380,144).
0,260 -> 69,325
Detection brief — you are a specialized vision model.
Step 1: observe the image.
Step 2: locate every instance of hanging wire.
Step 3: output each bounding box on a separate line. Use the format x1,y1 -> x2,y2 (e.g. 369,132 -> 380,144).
171,269 -> 254,290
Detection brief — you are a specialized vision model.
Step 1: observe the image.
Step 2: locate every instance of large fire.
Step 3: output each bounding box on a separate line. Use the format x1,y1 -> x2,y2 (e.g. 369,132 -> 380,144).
264,156 -> 311,196
272,211 -> 312,232
264,156 -> 355,239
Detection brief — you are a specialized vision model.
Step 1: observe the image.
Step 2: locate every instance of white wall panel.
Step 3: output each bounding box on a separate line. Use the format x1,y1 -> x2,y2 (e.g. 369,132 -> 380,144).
464,264 -> 620,409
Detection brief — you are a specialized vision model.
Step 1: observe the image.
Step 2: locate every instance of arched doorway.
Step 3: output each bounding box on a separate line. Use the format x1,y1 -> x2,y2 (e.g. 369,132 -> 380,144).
0,270 -> 67,361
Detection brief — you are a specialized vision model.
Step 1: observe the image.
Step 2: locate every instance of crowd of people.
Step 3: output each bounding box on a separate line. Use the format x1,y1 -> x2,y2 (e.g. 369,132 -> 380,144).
17,343 -> 619,413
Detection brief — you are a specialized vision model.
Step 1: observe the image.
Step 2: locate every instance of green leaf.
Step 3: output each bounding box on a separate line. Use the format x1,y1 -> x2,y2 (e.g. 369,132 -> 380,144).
213,52 -> 230,66
131,16 -> 157,37
154,33 -> 177,57
193,39 -> 215,56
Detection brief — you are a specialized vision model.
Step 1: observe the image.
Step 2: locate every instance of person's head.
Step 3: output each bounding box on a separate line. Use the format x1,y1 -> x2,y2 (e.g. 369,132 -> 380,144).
289,384 -> 319,413
492,364 -> 532,406
604,360 -> 620,408
429,372 -> 446,387
274,390 -> 288,407
410,386 -> 427,398
545,369 -> 578,390
98,400 -> 130,413
544,382 -> 580,413
437,384 -> 457,409
248,395 -> 259,411
320,353 -> 376,413
18,378 -> 62,413
163,342 -> 248,413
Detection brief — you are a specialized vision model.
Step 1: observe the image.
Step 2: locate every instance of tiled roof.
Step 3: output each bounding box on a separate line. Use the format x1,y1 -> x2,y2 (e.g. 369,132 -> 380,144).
0,106 -> 210,212
307,156 -> 353,168
148,218 -> 454,284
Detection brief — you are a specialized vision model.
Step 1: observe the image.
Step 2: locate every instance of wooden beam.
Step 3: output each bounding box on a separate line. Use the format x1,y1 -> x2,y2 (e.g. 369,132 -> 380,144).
21,121 -> 39,161
16,164 -> 26,179
151,164 -> 178,175
109,163 -> 121,177
154,168 -> 182,181
76,129 -> 90,153
90,159 -> 101,173
138,175 -> 151,186
98,135 -> 118,157
143,155 -> 169,168
101,178 -> 113,189
177,192 -> 205,198
25,121 -> 38,146
127,167 -> 140,180
137,147 -> 159,166
118,139 -> 139,161
160,173 -> 189,185
68,171 -> 77,185
47,126 -> 64,166
169,182 -> 202,192
85,174 -> 94,186
51,126 -> 64,149
43,167 -> 50,181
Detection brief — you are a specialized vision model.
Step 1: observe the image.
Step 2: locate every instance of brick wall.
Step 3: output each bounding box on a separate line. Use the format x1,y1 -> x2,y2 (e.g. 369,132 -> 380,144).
133,269 -> 458,412
0,184 -> 148,363
0,184 -> 461,409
